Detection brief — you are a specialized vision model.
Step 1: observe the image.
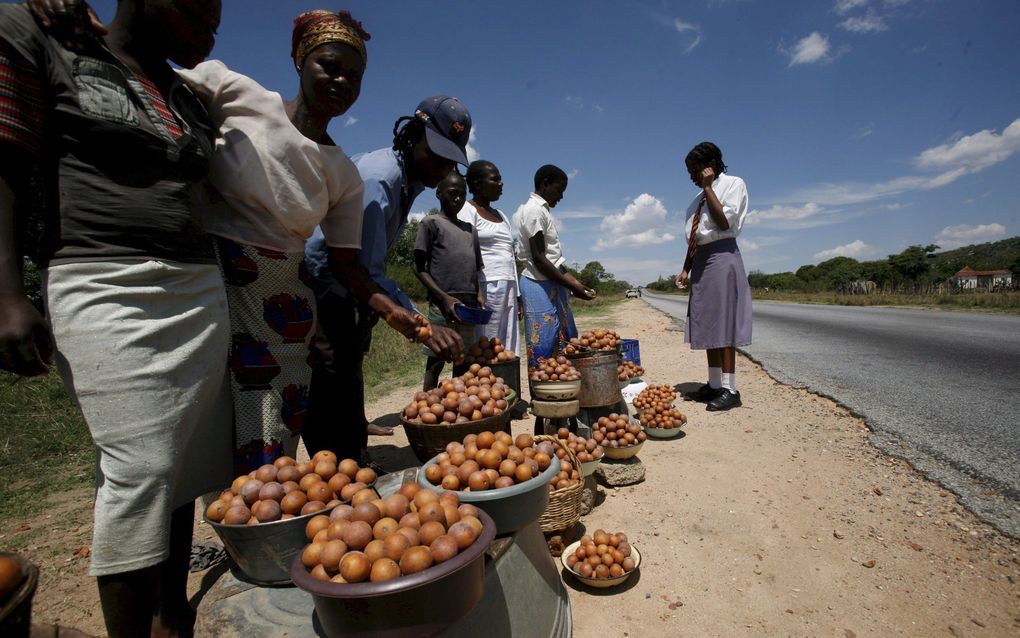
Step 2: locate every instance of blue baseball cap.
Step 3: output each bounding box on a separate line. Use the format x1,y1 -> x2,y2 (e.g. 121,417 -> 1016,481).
414,95 -> 472,166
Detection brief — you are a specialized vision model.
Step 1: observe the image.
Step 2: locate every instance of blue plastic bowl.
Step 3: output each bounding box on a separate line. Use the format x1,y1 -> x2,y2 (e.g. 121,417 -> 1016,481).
453,302 -> 493,325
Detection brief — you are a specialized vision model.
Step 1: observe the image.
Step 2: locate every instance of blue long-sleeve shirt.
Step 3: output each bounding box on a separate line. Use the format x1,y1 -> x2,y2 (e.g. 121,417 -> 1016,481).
305,147 -> 424,312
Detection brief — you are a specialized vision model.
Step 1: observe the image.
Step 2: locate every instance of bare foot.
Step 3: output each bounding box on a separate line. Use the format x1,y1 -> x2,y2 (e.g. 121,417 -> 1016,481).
367,423 -> 393,436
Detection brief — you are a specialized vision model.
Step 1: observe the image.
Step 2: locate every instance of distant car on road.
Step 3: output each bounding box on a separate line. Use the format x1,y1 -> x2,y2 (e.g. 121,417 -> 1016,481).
626,288 -> 641,298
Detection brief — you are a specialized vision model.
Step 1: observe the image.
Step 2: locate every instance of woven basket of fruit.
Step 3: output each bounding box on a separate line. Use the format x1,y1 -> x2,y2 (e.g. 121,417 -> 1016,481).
534,435 -> 584,533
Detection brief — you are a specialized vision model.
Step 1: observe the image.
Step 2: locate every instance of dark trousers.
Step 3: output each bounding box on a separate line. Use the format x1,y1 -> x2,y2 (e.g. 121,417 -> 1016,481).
302,292 -> 375,461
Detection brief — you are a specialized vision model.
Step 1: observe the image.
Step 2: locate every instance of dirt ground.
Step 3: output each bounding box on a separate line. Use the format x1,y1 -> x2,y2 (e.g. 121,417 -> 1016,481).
5,299 -> 1019,637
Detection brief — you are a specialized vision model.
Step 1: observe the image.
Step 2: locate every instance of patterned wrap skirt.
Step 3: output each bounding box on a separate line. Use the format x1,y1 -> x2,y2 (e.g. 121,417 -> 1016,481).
213,236 -> 317,472
684,238 -> 753,350
44,259 -> 232,576
520,276 -> 578,366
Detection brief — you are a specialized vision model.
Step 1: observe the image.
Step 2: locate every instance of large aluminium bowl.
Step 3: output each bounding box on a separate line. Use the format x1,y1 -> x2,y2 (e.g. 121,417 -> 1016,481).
291,508 -> 498,638
417,454 -> 561,535
208,502 -> 342,585
530,379 -> 581,401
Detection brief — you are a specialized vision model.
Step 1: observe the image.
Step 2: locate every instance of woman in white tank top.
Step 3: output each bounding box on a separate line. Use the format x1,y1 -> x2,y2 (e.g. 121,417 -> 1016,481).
458,160 -> 521,356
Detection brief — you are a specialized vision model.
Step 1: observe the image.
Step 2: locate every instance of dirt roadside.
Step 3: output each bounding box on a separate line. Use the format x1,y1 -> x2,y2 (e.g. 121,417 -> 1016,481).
5,298 -> 1018,636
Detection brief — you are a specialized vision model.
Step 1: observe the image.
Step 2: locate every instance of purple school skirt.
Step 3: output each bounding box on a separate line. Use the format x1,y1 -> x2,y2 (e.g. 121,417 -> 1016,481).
684,238 -> 752,349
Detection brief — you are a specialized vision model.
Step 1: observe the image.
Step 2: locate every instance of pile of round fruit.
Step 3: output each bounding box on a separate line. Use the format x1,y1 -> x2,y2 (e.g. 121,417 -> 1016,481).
403,366 -> 512,425
563,328 -> 621,354
632,384 -> 677,412
423,431 -> 553,491
463,336 -> 517,365
529,355 -> 580,382
554,427 -> 604,464
205,451 -> 376,525
638,405 -> 687,430
300,482 -> 485,583
592,413 -> 647,448
537,437 -> 582,491
617,360 -> 644,381
565,529 -> 636,579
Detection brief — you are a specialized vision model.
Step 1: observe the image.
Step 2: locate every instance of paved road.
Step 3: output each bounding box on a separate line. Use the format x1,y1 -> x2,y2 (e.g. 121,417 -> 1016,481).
641,291 -> 1020,536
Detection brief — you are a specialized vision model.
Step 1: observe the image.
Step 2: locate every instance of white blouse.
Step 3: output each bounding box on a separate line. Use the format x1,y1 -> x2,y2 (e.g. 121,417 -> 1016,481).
178,60 -> 363,253
512,193 -> 565,281
457,202 -> 517,283
684,172 -> 749,246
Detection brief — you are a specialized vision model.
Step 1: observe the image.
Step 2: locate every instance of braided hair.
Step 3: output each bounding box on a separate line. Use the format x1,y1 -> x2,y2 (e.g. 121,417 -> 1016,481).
685,142 -> 728,174
391,116 -> 426,162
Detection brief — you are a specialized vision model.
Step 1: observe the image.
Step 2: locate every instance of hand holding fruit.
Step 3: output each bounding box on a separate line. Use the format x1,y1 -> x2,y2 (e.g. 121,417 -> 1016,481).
385,305 -> 424,341
675,270 -> 689,289
423,325 -> 465,364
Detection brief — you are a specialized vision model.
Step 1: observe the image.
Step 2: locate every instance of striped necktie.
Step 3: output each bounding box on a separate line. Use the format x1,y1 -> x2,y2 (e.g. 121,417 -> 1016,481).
688,196 -> 704,260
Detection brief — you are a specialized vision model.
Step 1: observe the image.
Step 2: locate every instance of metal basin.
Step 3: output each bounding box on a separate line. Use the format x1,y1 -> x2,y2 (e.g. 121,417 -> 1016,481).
531,379 -> 581,401
208,503 -> 341,586
418,455 -> 561,535
291,509 -> 497,638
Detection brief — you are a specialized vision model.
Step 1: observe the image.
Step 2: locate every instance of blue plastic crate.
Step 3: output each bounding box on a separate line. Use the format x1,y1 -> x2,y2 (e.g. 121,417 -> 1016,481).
620,338 -> 640,365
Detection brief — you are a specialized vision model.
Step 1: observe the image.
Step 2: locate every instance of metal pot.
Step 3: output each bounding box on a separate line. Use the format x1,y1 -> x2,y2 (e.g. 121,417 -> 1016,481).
571,351 -> 624,408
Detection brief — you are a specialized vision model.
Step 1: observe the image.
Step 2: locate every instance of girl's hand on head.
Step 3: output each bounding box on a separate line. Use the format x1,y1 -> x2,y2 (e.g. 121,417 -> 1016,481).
699,167 -> 716,189
28,0 -> 106,51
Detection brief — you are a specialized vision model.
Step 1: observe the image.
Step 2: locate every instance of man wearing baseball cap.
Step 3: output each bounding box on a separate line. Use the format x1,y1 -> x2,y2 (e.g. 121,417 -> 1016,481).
303,96 -> 473,466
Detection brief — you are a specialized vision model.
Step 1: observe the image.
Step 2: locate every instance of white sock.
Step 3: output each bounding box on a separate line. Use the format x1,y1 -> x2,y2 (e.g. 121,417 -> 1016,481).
721,372 -> 736,392
708,367 -> 722,389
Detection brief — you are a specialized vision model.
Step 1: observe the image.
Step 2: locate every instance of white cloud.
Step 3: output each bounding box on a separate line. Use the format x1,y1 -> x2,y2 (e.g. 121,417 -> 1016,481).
786,32 -> 832,66
840,12 -> 888,32
934,223 -> 1007,250
784,168 -> 969,207
746,202 -> 828,228
673,18 -> 702,53
852,122 -> 874,139
567,168 -> 580,179
593,194 -> 677,251
814,239 -> 873,260
915,118 -> 1020,173
343,116 -> 358,127
465,126 -> 479,163
835,0 -> 868,14
408,210 -> 429,222
880,202 -> 904,209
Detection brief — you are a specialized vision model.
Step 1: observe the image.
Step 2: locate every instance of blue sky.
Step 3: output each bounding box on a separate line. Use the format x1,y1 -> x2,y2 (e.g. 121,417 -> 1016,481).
88,0 -> 1020,284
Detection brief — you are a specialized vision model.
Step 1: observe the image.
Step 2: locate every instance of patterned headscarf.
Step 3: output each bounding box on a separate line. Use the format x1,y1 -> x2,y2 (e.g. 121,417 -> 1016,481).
291,10 -> 370,71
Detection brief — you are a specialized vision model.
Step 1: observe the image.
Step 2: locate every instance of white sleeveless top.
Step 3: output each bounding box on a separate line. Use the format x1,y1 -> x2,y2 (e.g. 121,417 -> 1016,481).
458,202 -> 517,282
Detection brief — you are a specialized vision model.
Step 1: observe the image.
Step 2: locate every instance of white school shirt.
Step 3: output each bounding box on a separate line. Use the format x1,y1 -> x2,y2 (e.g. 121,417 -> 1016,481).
512,193 -> 565,281
684,172 -> 749,246
457,202 -> 517,283
178,60 -> 364,252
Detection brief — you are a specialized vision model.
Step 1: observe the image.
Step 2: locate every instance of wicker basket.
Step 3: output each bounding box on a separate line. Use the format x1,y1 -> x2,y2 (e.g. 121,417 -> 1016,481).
402,400 -> 516,462
534,435 -> 584,533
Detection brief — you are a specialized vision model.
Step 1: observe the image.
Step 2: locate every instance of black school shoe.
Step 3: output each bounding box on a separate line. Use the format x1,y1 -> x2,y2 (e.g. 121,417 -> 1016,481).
685,384 -> 723,402
706,389 -> 742,411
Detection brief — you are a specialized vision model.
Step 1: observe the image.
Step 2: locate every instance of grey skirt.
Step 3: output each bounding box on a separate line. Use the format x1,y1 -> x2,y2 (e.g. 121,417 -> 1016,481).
684,238 -> 752,349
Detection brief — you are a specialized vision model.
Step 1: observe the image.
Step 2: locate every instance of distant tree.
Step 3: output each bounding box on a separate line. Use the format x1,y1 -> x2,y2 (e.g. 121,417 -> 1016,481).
888,244 -> 939,283
815,256 -> 862,290
645,275 -> 677,292
386,214 -> 427,269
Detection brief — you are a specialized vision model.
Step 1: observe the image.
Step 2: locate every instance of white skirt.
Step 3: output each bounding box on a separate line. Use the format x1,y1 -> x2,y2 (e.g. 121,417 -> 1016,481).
475,278 -> 521,357
44,259 -> 232,576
